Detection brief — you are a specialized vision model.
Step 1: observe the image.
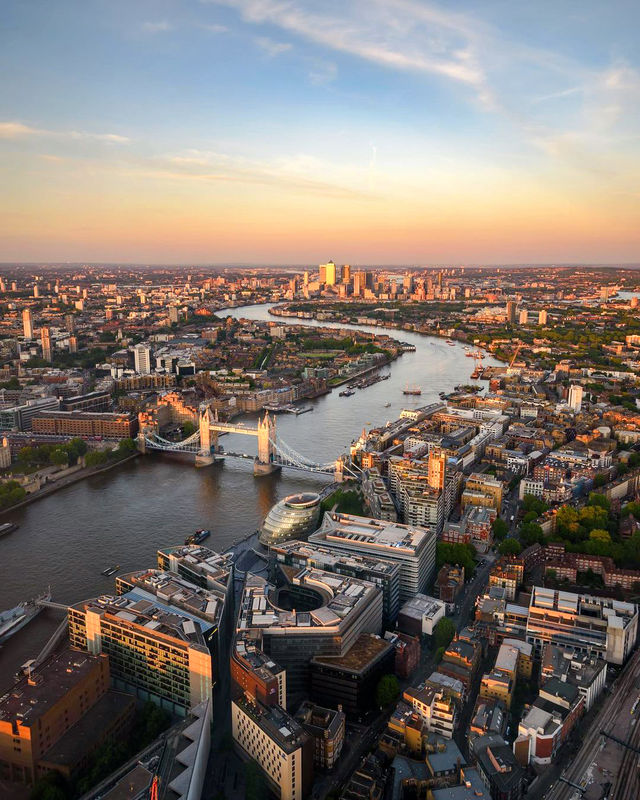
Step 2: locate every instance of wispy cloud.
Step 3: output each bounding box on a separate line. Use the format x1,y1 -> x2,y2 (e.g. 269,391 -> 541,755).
0,121 -> 130,143
200,23 -> 228,33
153,148 -> 373,199
205,0 -> 486,89
531,86 -> 583,104
203,0 -> 640,177
141,20 -> 172,34
254,36 -> 292,57
308,61 -> 337,85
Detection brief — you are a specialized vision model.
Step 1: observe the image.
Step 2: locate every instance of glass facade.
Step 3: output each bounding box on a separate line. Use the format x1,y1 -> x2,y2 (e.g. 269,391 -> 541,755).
259,493 -> 321,546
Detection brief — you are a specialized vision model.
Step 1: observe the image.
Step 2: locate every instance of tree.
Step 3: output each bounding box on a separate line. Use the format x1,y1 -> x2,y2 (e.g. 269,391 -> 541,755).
117,437 -> 136,454
519,522 -> 544,547
182,421 -> 196,437
434,617 -> 456,650
521,494 -> 548,516
375,674 -> 400,708
85,450 -> 108,468
588,492 -> 611,511
436,542 -> 476,574
589,528 -> 611,543
498,538 -> 522,556
491,517 -> 509,541
50,448 -> 68,466
593,473 -> 608,488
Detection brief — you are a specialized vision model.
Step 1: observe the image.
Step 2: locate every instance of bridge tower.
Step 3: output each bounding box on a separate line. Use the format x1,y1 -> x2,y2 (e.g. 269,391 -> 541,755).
255,412 -> 280,475
196,405 -> 216,467
199,406 -> 213,453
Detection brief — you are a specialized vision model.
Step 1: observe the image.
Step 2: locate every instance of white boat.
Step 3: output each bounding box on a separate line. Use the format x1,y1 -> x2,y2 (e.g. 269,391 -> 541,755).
0,589 -> 51,644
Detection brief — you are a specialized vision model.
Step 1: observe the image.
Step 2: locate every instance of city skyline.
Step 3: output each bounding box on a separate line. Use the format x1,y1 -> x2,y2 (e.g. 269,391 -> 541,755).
1,0 -> 639,264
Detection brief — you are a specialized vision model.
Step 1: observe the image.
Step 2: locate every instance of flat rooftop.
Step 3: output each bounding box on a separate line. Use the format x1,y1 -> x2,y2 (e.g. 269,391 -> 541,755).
118,569 -> 225,627
271,539 -> 400,577
0,648 -> 105,725
158,545 -> 233,587
237,568 -> 379,635
234,696 -> 308,754
311,633 -> 392,674
72,591 -> 212,648
38,690 -> 135,770
313,511 -> 433,554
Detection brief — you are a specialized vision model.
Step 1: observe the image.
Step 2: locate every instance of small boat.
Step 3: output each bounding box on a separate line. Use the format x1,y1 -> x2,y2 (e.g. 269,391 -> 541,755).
403,384 -> 422,395
446,340 -> 455,345
102,564 -> 120,576
340,389 -> 355,397
0,522 -> 18,538
185,529 -> 211,545
384,402 -> 391,408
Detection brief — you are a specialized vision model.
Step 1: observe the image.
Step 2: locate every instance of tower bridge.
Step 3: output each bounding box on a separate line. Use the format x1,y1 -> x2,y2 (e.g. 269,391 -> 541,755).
138,406 -> 356,480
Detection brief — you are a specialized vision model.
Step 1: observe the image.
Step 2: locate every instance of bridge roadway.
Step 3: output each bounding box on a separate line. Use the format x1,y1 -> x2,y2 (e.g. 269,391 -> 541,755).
36,599 -> 69,611
545,647 -> 640,800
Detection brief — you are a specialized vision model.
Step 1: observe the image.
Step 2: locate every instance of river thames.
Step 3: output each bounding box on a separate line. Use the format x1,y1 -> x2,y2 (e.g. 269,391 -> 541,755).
0,303 -> 500,682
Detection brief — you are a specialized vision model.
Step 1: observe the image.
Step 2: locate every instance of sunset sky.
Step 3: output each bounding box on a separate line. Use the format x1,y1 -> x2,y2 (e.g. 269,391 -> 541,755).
1,0 -> 639,264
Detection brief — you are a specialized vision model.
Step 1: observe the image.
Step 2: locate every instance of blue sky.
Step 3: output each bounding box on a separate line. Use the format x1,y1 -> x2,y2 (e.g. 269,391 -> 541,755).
0,0 -> 638,263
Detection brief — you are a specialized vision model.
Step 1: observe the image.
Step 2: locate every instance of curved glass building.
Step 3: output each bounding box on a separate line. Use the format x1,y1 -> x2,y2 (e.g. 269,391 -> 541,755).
259,492 -> 322,546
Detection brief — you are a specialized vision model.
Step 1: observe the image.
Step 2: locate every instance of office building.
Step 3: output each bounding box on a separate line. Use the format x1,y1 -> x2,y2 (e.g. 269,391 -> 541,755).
506,300 -> 516,325
0,648 -> 133,786
133,343 -> 152,374
353,271 -> 366,296
232,569 -> 383,705
568,384 -> 583,413
310,511 -> 436,601
396,593 -> 446,637
22,308 -> 33,339
259,492 -> 322,546
232,696 -> 313,800
342,264 -> 351,284
540,645 -> 607,711
269,539 -> 401,628
526,586 -> 638,664
516,679 -> 584,765
294,701 -> 345,769
319,260 -> 337,285
310,633 -> 395,717
0,397 -> 60,432
40,326 -> 52,361
115,568 -> 229,679
68,592 -> 213,716
157,544 -> 234,594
